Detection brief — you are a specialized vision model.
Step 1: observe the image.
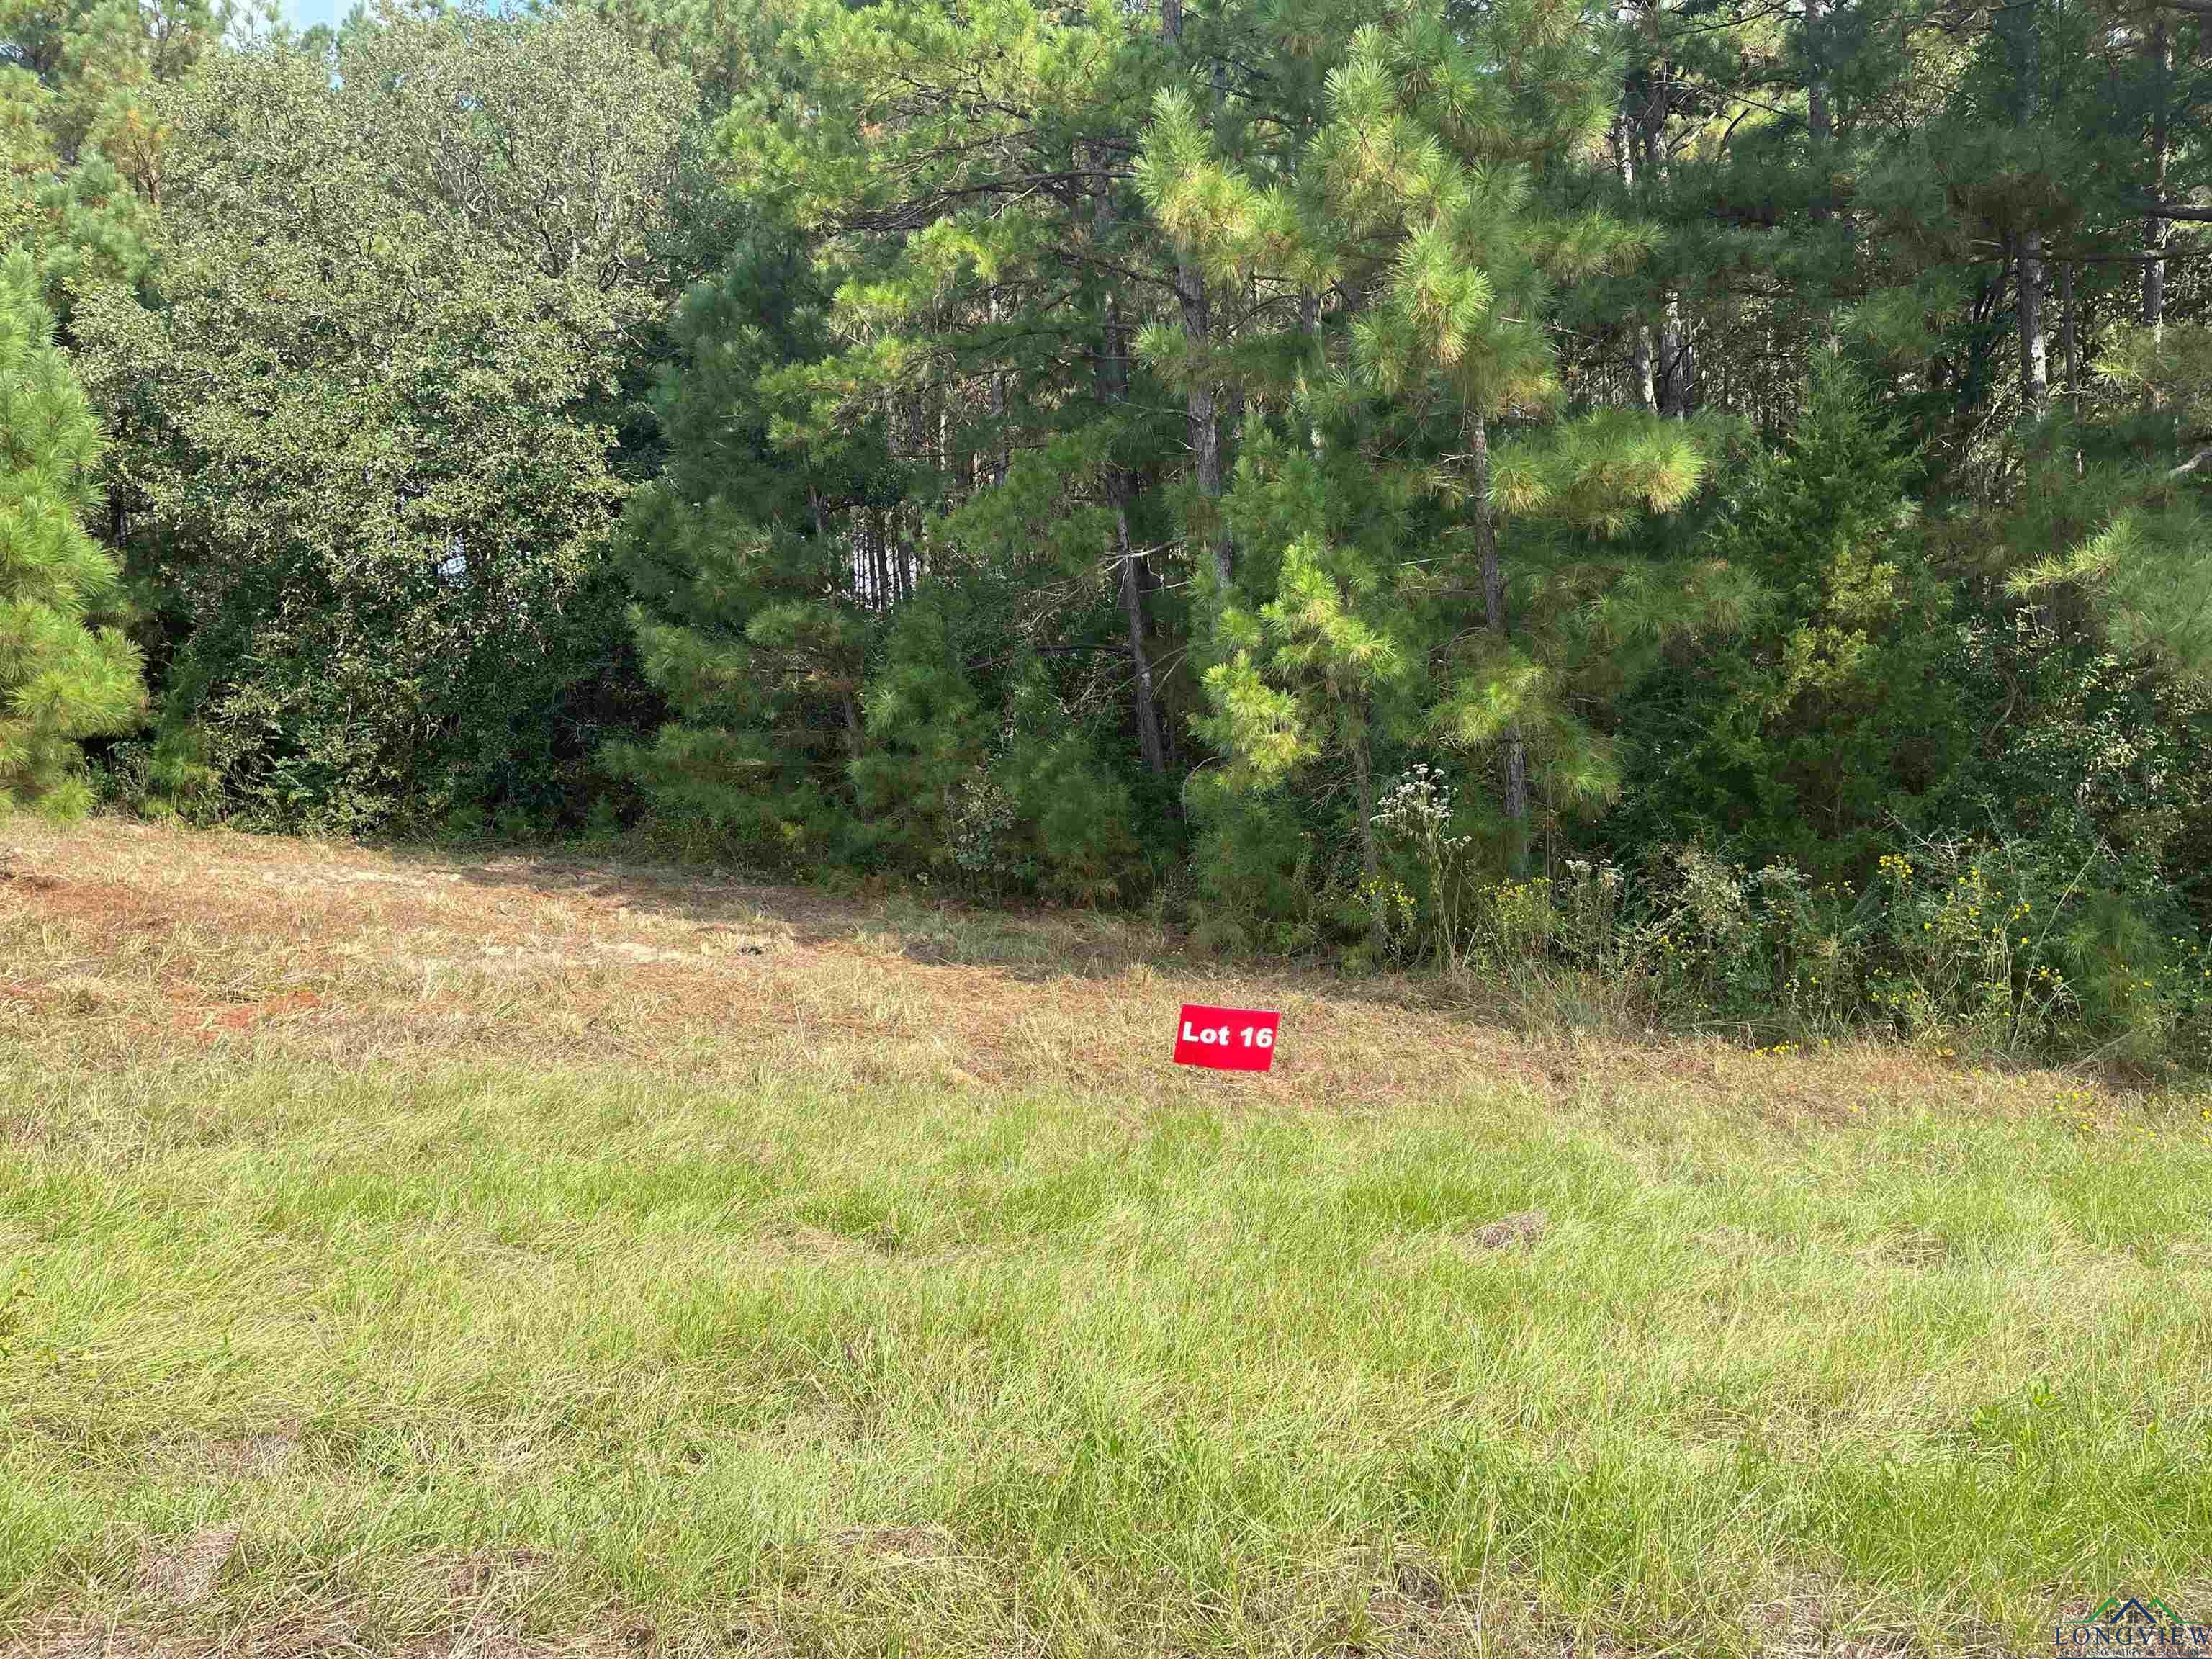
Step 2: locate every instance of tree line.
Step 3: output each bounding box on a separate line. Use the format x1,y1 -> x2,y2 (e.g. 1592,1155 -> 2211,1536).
6,0 -> 2212,1063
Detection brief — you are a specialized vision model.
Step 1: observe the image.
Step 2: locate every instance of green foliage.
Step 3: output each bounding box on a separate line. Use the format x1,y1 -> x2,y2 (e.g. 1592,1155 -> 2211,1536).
1141,0 -> 1721,897
4,0 -> 2212,1076
1354,829 -> 2211,1071
1184,783 -> 1328,958
850,596 -> 990,875
608,232 -> 880,868
76,9 -> 691,834
1,0 -> 217,315
2005,324 -> 2212,673
1634,833 -> 2212,1072
0,251 -> 142,818
1614,360 -> 1964,880
977,665 -> 1148,907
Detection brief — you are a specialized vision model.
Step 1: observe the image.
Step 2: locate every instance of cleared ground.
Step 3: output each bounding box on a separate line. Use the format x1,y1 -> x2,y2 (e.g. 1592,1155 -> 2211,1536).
1,819 -> 2208,1658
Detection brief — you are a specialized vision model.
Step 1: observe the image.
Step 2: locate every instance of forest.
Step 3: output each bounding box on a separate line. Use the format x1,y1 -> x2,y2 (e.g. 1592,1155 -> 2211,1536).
6,0 -> 2212,1068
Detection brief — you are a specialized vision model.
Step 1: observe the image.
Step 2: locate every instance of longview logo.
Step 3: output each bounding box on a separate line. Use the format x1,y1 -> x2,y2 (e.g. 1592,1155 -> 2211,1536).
2054,1596 -> 2211,1655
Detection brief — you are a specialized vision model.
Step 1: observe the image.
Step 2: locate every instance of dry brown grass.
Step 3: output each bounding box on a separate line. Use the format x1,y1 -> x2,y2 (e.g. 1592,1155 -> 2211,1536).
0,816 -> 2098,1126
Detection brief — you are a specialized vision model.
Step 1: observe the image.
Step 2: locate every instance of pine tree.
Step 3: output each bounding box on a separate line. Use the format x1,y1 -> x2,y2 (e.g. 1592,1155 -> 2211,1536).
609,232 -> 892,865
1612,358 -> 1963,876
0,250 -> 143,817
3,0 -> 214,313
2007,320 -> 2212,670
1142,0 -> 1717,878
621,0 -> 1182,889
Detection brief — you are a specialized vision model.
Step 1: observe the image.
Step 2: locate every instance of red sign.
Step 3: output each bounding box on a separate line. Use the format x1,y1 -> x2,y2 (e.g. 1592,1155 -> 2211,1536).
1174,1003 -> 1281,1071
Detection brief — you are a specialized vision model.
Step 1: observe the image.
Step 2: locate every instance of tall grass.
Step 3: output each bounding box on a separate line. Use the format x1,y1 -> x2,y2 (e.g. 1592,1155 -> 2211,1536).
5,1048 -> 2208,1656
4,817 -> 2208,1655
1374,827 -> 2212,1074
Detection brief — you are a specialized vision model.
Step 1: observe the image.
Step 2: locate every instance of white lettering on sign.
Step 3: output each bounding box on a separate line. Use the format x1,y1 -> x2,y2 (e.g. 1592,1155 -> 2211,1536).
1179,1020 -> 1274,1048
1174,1003 -> 1281,1072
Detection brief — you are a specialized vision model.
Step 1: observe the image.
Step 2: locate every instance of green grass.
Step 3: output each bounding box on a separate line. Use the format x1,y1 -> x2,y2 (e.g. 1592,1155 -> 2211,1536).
4,1046 -> 2209,1656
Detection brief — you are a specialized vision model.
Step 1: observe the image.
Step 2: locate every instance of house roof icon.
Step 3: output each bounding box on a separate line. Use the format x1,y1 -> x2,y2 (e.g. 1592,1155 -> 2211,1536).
2092,1596 -> 2186,1625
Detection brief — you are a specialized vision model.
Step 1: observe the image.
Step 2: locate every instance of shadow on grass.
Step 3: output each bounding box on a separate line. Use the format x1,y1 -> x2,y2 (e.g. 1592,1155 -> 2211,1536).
364,837 -> 1169,983
366,835 -> 1448,998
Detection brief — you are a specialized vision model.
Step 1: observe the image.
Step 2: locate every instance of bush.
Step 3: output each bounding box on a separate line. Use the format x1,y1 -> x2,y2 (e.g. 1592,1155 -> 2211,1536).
1345,804 -> 2212,1071
1187,784 -> 1327,957
76,18 -> 690,835
1608,361 -> 1966,884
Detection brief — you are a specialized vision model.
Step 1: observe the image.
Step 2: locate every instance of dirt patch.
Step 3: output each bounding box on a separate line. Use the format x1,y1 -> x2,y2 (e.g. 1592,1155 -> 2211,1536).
4,817 -> 2144,1141
0,1618 -> 176,1658
1,874 -> 175,938
1377,1210 -> 1551,1275
438,1550 -> 553,1602
206,1429 -> 298,1475
827,1523 -> 957,1563
187,990 -> 325,1040
1696,1225 -> 1776,1263
271,866 -> 463,891
135,1526 -> 238,1607
1470,1210 -> 1549,1251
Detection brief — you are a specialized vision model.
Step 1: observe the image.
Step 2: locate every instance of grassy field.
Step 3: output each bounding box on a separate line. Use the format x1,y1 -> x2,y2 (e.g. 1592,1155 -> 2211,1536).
2,819 -> 2209,1658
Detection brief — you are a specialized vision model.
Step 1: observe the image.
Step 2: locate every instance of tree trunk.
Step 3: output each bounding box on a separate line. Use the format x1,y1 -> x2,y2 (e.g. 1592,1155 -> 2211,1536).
1806,0 -> 1831,224
1960,266 -> 2008,414
2060,259 -> 2078,391
1468,410 -> 1529,846
1350,706 -> 1377,880
1092,146 -> 1168,779
1300,287 -> 1323,443
811,487 -> 832,593
2145,18 -> 2170,335
1115,495 -> 1166,776
988,292 -> 1009,487
2018,232 -> 2049,418
1658,301 -> 1694,419
2013,0 -> 2047,420
1180,275 -> 1227,586
1615,109 -> 1658,411
1218,266 -> 1246,500
1640,78 -> 1693,418
1092,145 -> 1177,787
1162,0 -> 1228,588
1503,718 -> 1529,839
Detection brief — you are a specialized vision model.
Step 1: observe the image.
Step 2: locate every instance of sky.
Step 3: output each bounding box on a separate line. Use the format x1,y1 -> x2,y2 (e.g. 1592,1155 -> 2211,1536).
276,0 -> 350,35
